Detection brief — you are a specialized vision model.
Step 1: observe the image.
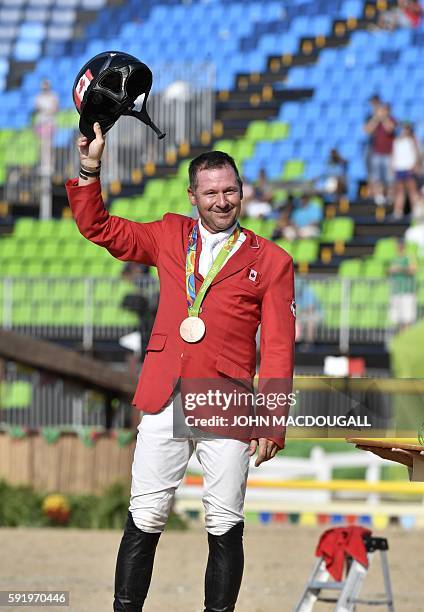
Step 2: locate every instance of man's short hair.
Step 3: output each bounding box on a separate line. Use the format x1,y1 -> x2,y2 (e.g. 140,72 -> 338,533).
188,150 -> 242,193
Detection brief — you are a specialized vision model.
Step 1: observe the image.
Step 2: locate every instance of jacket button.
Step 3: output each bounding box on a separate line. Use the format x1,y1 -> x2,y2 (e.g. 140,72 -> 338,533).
180,352 -> 184,358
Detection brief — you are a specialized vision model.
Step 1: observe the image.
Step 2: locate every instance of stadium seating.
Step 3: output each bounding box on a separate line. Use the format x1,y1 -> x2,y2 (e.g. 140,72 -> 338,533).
1,0 -> 423,339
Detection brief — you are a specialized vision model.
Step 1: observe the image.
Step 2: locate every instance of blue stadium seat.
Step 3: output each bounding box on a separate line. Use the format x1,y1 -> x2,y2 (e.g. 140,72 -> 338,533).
14,41 -> 42,61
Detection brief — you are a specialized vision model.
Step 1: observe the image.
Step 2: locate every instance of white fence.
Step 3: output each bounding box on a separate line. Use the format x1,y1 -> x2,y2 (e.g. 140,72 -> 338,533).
177,446 -> 403,508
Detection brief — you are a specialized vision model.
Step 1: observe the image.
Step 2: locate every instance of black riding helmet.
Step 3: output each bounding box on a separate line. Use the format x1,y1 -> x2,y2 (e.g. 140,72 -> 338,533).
73,50 -> 165,141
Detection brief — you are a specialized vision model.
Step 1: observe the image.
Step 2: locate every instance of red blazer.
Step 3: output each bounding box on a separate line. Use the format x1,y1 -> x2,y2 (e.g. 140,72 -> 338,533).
66,179 -> 295,448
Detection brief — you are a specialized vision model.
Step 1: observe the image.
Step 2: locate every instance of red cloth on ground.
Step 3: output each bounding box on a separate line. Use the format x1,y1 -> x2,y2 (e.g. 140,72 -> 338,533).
315,526 -> 371,581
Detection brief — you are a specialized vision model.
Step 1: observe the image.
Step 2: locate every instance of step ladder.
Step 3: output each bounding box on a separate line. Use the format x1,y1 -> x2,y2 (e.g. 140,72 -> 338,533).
294,535 -> 395,612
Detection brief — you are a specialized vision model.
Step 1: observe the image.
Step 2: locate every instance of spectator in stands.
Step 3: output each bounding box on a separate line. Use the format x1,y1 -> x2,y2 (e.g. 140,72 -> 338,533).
295,280 -> 322,349
405,210 -> 424,256
33,79 -> 59,138
121,263 -> 156,360
244,168 -> 274,218
239,175 -> 255,218
283,194 -> 323,241
378,0 -> 423,29
364,102 -> 396,206
271,194 -> 295,240
33,79 -> 59,176
391,122 -> 422,219
323,148 -> 348,198
388,238 -> 417,331
364,94 -> 382,179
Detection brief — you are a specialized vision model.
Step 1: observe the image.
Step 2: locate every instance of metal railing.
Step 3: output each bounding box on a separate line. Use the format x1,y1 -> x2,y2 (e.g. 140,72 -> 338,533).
0,361 -> 130,430
1,275 -> 422,352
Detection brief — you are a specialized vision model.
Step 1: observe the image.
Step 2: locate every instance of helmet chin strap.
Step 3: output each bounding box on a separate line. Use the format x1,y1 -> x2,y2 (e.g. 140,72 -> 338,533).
124,106 -> 166,139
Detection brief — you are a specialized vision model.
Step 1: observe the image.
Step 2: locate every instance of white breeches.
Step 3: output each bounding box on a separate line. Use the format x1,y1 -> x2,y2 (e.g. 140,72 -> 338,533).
129,397 -> 250,536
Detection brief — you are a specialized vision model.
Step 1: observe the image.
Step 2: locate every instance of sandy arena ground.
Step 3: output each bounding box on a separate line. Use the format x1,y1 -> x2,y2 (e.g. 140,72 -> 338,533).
0,525 -> 419,611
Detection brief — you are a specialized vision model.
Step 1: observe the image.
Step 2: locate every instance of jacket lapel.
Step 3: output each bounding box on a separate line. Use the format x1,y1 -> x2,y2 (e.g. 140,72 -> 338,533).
209,228 -> 260,286
192,226 -> 261,285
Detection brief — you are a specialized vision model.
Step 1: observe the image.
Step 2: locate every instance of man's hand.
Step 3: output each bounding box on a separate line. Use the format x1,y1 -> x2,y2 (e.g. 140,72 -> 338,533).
249,438 -> 280,467
77,122 -> 105,168
356,444 -> 424,469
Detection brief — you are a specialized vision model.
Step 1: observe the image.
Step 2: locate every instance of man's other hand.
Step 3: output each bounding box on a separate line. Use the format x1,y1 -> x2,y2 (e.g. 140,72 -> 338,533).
249,438 -> 279,467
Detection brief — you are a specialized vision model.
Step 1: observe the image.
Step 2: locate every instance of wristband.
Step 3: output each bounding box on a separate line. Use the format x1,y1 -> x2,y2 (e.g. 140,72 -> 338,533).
80,160 -> 101,172
79,167 -> 101,178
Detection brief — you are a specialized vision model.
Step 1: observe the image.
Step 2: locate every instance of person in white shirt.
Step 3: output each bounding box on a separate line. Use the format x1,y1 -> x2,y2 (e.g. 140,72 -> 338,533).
392,122 -> 422,219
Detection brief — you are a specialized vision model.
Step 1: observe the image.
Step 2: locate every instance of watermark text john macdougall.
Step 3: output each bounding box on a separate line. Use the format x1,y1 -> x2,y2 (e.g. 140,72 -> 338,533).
0,591 -> 69,606
183,390 -> 297,411
185,415 -> 372,427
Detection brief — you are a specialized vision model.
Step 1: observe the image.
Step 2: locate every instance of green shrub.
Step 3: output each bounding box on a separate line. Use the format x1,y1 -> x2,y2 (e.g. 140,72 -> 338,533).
0,480 -> 187,530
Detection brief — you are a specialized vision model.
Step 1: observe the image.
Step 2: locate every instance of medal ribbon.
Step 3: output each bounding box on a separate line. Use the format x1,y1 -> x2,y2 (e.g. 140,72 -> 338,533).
185,223 -> 241,317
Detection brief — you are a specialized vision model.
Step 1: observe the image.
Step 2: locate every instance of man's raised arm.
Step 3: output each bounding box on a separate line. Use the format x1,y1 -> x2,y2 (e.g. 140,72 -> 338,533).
66,122 -> 163,266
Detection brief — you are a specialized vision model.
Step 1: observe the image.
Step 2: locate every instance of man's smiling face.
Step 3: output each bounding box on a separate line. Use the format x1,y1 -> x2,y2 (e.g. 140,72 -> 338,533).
188,165 -> 242,234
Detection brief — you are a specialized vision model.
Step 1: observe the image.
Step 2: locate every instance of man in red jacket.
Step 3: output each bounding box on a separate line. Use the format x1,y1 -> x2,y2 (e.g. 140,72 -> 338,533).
66,122 -> 295,611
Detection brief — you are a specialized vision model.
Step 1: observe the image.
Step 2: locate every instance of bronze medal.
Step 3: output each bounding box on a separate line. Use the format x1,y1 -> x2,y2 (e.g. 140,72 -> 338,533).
180,316 -> 206,343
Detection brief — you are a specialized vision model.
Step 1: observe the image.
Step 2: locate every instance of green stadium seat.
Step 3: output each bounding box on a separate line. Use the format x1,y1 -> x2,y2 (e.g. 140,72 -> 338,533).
0,129 -> 14,146
57,305 -> 85,325
110,198 -> 132,217
374,238 -> 399,262
143,179 -> 166,201
14,218 -> 38,238
272,188 -> 288,204
12,304 -> 33,325
0,381 -> 32,408
41,243 -> 59,259
282,159 -> 305,180
11,282 -> 30,301
233,140 -> 254,160
21,242 -> 39,258
321,217 -> 354,242
61,242 -> 82,259
241,218 -> 264,235
245,120 -> 270,141
3,261 -> 23,276
214,139 -> 236,155
0,238 -> 19,258
56,110 -> 79,129
350,282 -> 369,304
47,262 -> 65,276
362,259 -> 386,278
7,130 -> 39,166
177,160 -> 191,179
339,259 -> 362,277
28,280 -> 50,301
37,220 -> 59,239
268,121 -> 289,140
275,239 -> 296,257
373,282 -> 390,304
294,239 -> 319,264
94,280 -> 115,301
167,179 -> 187,201
25,261 -> 46,276
52,280 -> 85,301
321,281 -> 342,305
259,219 -> 275,239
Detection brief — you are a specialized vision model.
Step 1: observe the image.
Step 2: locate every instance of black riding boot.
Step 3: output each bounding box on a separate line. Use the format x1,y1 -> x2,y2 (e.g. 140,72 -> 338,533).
204,521 -> 244,612
113,511 -> 161,611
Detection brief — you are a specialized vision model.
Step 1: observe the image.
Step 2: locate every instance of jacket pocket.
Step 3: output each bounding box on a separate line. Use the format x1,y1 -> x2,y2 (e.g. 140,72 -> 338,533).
145,333 -> 167,352
216,354 -> 254,380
